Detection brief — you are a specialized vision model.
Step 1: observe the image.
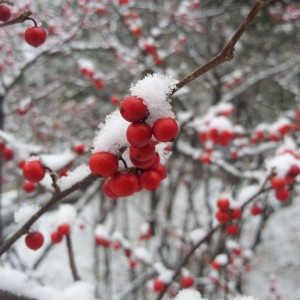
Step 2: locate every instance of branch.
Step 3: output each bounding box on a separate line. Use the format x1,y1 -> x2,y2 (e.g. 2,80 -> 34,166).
0,173 -> 97,256
0,9 -> 32,28
172,0 -> 273,95
66,234 -> 80,281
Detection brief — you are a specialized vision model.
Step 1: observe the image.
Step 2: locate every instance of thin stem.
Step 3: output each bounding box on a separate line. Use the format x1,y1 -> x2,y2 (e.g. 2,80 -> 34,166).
25,17 -> 37,27
171,0 -> 273,95
119,157 -> 128,170
66,234 -> 80,281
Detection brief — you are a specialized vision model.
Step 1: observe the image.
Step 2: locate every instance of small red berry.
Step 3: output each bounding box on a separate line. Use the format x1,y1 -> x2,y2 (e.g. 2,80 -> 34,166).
180,276 -> 194,288
120,96 -> 148,122
211,260 -> 221,270
139,170 -> 161,191
74,143 -> 86,154
2,146 -> 14,161
153,279 -> 166,292
23,159 -> 45,182
23,181 -> 36,193
109,172 -> 139,197
152,118 -> 179,142
57,223 -> 70,235
51,231 -> 63,244
217,197 -> 230,212
89,152 -> 118,177
226,224 -> 238,235
25,232 -> 44,250
24,27 -> 47,47
156,164 -> 167,179
126,122 -> 152,147
130,141 -> 155,162
215,211 -> 229,223
275,188 -> 290,201
103,178 -> 118,199
271,176 -> 286,190
95,237 -> 110,248
0,5 -> 11,22
230,208 -> 242,220
251,204 -> 262,216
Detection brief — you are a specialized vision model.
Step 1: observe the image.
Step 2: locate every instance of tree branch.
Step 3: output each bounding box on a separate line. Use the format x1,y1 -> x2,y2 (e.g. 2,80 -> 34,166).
0,9 -> 32,28
66,234 -> 80,281
172,0 -> 273,95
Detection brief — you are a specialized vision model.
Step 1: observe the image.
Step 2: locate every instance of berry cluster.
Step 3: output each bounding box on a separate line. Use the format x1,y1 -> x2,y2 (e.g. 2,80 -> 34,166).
89,95 -> 178,199
51,223 -> 70,244
215,196 -> 241,235
79,65 -> 104,90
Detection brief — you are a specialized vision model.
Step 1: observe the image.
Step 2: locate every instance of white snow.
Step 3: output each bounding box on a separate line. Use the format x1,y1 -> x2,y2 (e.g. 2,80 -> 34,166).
133,247 -> 152,264
57,164 -> 91,191
130,73 -> 178,126
94,224 -> 110,240
0,268 -> 95,300
266,152 -> 299,177
215,253 -> 228,266
233,296 -> 259,300
173,289 -> 204,300
14,204 -> 41,227
41,151 -> 76,171
57,204 -> 77,225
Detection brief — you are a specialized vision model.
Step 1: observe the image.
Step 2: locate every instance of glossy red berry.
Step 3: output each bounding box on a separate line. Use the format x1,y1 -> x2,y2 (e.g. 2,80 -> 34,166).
251,204 -> 262,216
74,143 -> 86,154
120,96 -> 148,122
89,152 -> 118,177
215,211 -> 229,223
156,164 -> 167,179
230,208 -> 242,220
126,122 -> 152,147
153,279 -> 166,292
152,118 -> 178,142
130,141 -> 155,162
180,276 -> 194,288
57,223 -> 70,235
109,172 -> 139,197
25,232 -> 44,250
51,231 -> 63,244
211,260 -> 221,270
103,178 -> 118,199
271,176 -> 286,190
130,155 -> 156,169
25,27 -> 47,47
2,146 -> 14,161
23,160 -> 45,182
275,188 -> 290,201
139,170 -> 161,191
0,5 -> 11,22
23,181 -> 36,193
226,224 -> 238,235
95,237 -> 110,248
217,197 -> 230,212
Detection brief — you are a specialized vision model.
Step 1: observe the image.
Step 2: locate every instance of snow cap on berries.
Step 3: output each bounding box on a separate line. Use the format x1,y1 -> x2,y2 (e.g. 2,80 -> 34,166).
173,289 -> 205,300
130,73 -> 178,126
57,204 -> 77,225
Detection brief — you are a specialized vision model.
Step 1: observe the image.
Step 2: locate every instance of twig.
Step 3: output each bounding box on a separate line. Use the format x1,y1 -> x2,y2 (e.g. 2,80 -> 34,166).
0,9 -> 32,28
66,234 -> 80,281
171,0 -> 273,95
0,173 -> 97,256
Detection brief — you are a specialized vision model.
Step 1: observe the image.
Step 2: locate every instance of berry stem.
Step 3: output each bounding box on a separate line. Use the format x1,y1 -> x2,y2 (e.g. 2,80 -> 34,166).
25,16 -> 38,27
43,166 -> 60,194
119,156 -> 128,170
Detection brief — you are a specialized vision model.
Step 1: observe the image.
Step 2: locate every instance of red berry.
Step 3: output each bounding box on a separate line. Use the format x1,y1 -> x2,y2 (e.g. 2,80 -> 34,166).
152,118 -> 179,142
120,96 -> 148,122
103,178 -> 118,199
271,176 -> 286,190
2,146 -> 14,161
51,231 -> 63,244
126,122 -> 152,147
57,223 -> 70,235
129,260 -> 137,268
0,5 -> 11,22
24,27 -> 47,47
275,188 -> 290,201
226,224 -> 238,235
109,172 -> 139,197
95,237 -> 110,248
215,211 -> 229,223
156,164 -> 167,179
74,143 -> 86,154
251,204 -> 262,216
180,276 -> 194,288
25,232 -> 44,250
211,260 -> 221,270
230,208 -> 242,220
110,96 -> 119,105
93,78 -> 104,89
287,165 -> 300,177
153,279 -> 166,292
130,154 -> 156,169
23,159 -> 45,182
139,170 -> 161,191
200,153 -> 211,164
23,181 -> 36,193
217,197 -> 230,212
130,141 -> 155,162
89,152 -> 118,177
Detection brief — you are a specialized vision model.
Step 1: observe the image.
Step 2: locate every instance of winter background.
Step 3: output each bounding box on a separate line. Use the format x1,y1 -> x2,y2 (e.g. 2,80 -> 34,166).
0,0 -> 299,300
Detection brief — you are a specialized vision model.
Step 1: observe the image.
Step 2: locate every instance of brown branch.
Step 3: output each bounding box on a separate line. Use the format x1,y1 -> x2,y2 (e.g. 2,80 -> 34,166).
156,225 -> 221,300
171,0 -> 273,95
0,9 -> 32,29
0,173 -> 97,256
66,234 -> 81,281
